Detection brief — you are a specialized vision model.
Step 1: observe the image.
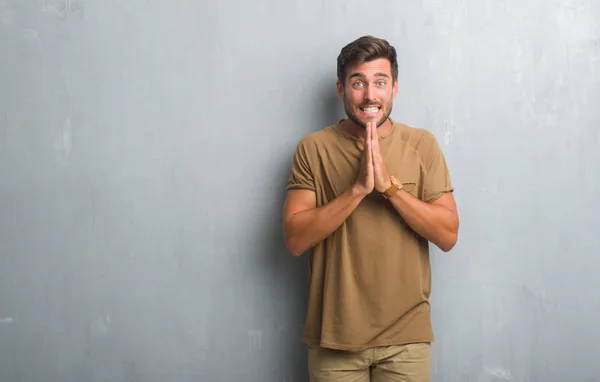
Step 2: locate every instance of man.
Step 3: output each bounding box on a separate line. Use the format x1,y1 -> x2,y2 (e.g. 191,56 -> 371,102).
282,35 -> 459,382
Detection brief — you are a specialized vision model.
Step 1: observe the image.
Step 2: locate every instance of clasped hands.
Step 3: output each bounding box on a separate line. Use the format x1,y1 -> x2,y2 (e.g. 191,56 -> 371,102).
354,121 -> 393,197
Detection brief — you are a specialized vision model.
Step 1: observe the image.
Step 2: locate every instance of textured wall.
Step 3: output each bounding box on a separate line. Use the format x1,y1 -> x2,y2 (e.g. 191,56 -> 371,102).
1,1 -> 599,381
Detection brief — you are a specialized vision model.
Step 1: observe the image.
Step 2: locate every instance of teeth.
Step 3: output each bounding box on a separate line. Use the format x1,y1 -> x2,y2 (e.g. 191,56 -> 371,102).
363,107 -> 379,113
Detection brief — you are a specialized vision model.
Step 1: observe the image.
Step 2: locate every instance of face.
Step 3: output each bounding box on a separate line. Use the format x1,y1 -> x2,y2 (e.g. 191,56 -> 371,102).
336,58 -> 398,129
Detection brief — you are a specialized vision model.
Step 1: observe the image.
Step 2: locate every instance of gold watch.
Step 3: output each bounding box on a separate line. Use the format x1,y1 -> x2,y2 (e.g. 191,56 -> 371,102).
382,176 -> 403,199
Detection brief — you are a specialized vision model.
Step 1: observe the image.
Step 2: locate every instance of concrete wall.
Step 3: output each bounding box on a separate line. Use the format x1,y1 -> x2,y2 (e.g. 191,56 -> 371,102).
1,1 -> 599,381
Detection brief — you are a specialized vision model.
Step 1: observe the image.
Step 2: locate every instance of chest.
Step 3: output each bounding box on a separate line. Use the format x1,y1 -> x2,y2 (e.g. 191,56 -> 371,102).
312,140 -> 423,204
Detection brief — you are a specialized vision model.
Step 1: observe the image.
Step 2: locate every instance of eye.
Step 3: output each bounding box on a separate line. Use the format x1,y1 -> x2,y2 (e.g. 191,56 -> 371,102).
353,81 -> 364,88
377,81 -> 386,87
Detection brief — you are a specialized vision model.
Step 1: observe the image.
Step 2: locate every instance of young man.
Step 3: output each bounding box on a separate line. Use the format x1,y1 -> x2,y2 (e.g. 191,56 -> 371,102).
282,35 -> 459,382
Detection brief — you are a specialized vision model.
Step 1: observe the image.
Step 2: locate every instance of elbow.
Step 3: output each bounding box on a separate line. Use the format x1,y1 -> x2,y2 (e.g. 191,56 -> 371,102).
438,218 -> 459,252
287,245 -> 306,257
438,232 -> 458,253
439,242 -> 455,253
283,221 -> 310,257
290,249 -> 305,257
284,236 -> 306,257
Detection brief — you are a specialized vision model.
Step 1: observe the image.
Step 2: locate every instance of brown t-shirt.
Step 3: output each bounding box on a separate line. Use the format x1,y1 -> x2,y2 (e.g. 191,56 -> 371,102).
286,119 -> 454,351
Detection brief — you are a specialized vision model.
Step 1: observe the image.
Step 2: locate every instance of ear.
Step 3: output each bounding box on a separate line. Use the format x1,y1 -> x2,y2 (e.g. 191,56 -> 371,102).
336,80 -> 344,99
392,79 -> 399,98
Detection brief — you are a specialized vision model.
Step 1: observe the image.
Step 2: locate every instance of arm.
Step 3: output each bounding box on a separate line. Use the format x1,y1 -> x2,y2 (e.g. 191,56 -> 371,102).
387,190 -> 459,252
371,125 -> 458,251
282,186 -> 366,257
283,126 -> 375,257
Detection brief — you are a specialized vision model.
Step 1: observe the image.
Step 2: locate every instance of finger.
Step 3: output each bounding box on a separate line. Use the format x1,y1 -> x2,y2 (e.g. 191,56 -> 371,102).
370,122 -> 378,159
371,121 -> 377,140
372,121 -> 378,140
366,138 -> 373,169
363,124 -> 368,153
366,123 -> 371,153
366,127 -> 373,159
371,127 -> 379,164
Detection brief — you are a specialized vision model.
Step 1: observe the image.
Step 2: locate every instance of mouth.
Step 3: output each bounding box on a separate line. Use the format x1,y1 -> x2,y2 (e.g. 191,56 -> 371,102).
359,105 -> 381,117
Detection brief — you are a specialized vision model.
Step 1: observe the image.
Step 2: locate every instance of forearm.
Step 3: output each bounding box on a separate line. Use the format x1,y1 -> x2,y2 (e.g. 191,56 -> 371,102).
388,190 -> 458,251
284,186 -> 365,256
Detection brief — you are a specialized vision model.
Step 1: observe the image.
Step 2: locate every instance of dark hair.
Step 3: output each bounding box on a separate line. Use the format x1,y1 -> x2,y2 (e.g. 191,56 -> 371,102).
337,35 -> 398,83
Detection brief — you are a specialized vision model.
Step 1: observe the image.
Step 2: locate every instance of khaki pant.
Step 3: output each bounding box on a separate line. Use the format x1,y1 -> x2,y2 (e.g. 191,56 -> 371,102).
308,342 -> 431,382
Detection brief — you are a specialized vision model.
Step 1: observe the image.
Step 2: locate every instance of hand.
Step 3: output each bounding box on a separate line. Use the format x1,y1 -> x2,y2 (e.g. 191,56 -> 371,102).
370,121 -> 392,193
353,122 -> 375,196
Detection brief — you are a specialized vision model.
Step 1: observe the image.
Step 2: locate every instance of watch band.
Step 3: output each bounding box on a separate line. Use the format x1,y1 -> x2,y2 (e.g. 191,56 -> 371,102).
382,178 -> 403,199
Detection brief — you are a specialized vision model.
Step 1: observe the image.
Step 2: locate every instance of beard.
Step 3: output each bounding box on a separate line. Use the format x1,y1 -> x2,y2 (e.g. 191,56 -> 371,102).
343,98 -> 393,129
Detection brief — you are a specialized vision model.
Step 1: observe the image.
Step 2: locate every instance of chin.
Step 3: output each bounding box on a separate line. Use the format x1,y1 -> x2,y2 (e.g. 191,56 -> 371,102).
351,115 -> 389,129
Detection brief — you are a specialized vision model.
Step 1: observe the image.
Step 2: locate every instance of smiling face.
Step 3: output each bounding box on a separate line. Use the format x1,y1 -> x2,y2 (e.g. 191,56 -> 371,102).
337,58 -> 398,129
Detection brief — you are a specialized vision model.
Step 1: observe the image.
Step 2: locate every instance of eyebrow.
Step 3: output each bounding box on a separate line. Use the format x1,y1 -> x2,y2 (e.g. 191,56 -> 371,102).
349,72 -> 390,79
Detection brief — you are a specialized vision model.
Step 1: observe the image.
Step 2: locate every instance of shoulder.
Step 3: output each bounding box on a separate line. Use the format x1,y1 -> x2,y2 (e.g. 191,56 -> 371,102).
394,122 -> 443,154
294,124 -> 339,153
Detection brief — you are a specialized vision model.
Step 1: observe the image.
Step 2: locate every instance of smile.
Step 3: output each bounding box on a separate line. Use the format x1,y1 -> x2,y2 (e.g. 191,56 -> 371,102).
360,106 -> 381,116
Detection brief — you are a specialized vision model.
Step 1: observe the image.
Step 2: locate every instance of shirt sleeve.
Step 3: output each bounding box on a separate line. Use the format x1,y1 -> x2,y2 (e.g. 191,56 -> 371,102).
420,130 -> 454,202
286,138 -> 316,192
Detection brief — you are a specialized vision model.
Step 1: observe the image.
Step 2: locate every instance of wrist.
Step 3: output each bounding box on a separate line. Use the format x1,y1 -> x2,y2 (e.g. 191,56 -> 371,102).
350,183 -> 370,198
380,176 -> 403,199
377,178 -> 392,193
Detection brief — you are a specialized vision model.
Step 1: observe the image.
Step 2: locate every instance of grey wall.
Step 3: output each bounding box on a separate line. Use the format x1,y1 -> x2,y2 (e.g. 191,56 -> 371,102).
1,1 -> 599,381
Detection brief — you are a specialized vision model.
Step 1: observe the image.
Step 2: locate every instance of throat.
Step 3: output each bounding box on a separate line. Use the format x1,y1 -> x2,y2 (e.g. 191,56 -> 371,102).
338,118 -> 393,138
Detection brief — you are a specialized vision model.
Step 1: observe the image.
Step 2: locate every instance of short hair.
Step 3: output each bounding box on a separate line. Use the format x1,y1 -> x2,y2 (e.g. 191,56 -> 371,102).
337,35 -> 398,83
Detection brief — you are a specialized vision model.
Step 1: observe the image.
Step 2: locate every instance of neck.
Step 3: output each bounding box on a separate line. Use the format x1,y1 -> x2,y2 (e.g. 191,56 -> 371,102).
339,117 -> 393,138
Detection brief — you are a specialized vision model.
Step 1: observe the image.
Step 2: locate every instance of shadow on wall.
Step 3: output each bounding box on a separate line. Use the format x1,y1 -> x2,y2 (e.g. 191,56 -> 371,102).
257,78 -> 343,381
321,76 -> 345,127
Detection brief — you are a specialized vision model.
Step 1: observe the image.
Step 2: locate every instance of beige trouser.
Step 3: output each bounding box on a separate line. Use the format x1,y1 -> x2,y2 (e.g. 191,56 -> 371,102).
308,342 -> 431,382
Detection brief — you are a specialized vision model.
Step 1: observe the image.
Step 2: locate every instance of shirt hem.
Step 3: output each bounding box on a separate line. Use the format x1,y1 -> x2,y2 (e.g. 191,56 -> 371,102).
286,184 -> 316,192
302,335 -> 435,351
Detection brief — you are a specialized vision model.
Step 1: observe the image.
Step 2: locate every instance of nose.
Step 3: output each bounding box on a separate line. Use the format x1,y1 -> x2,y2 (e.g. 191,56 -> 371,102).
364,84 -> 376,102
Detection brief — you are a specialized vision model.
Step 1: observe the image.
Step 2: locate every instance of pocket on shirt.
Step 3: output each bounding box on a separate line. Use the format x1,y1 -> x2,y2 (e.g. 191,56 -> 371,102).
402,182 -> 418,197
